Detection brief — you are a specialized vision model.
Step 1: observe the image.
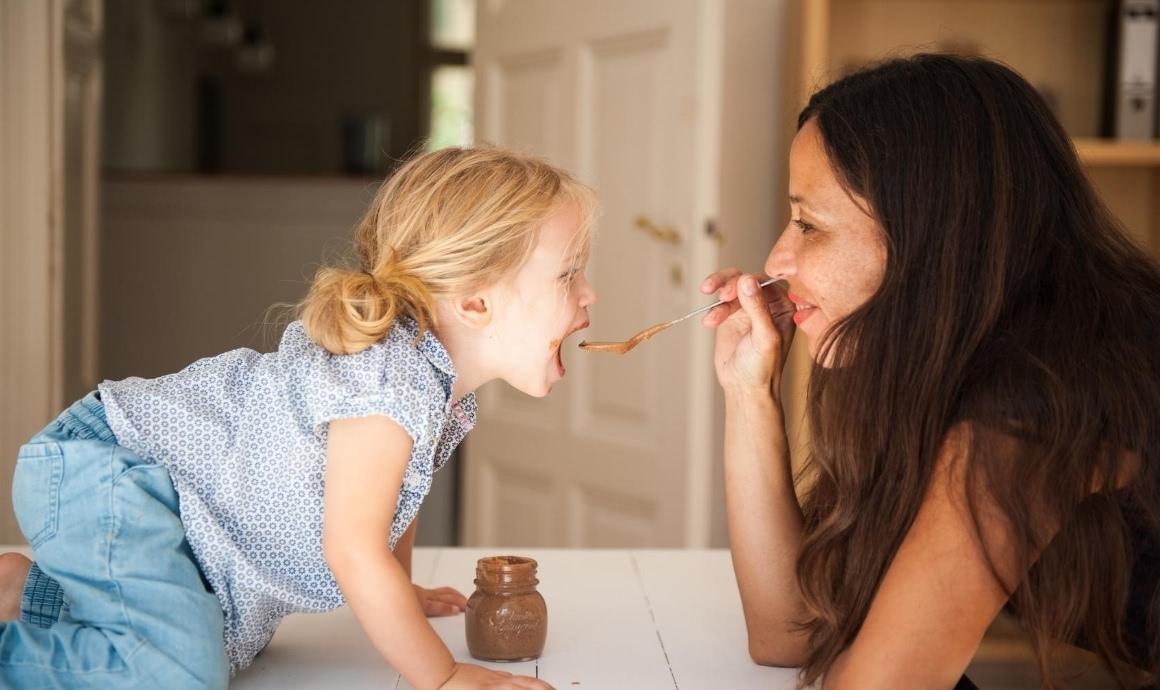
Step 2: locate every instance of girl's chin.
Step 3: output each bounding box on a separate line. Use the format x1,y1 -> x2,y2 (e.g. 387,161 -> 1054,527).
508,373 -> 554,398
507,349 -> 567,398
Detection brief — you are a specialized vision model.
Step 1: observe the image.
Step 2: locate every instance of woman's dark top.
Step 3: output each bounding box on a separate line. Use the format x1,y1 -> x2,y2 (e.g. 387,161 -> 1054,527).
959,486 -> 1158,688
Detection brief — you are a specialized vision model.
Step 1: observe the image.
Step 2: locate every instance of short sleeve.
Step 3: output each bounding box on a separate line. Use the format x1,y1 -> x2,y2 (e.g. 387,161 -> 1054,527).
300,331 -> 437,445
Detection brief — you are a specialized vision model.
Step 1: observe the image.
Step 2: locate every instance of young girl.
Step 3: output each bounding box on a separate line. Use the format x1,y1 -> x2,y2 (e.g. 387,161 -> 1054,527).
0,146 -> 596,690
702,54 -> 1160,689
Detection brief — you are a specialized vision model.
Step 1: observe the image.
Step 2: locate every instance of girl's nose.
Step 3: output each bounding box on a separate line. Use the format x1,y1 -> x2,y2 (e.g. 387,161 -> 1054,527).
579,276 -> 597,308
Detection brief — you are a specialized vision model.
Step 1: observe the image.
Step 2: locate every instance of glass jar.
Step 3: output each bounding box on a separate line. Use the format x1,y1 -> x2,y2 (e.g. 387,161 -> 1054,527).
464,556 -> 547,662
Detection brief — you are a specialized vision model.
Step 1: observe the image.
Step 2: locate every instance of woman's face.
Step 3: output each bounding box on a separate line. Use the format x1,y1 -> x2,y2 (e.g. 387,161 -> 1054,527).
765,119 -> 887,363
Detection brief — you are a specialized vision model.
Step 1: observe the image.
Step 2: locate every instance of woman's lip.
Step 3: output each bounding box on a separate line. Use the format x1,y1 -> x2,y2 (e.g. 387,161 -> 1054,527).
792,307 -> 817,326
786,291 -> 815,307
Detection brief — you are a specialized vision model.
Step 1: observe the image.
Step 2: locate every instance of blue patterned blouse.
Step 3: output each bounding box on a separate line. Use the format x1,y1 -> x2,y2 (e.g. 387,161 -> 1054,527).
97,318 -> 476,672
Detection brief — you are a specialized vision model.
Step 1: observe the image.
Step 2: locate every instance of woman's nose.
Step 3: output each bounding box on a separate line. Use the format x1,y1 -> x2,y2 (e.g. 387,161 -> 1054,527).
765,231 -> 795,279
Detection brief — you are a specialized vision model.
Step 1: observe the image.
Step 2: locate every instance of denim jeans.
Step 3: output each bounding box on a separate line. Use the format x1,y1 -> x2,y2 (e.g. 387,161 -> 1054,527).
0,392 -> 228,689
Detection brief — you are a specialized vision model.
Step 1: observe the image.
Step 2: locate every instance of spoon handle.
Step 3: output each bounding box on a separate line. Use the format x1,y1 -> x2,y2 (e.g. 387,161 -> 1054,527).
669,277 -> 783,325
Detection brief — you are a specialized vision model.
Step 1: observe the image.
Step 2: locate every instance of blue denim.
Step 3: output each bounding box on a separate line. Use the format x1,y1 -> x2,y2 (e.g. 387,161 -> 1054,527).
1,392 -> 228,690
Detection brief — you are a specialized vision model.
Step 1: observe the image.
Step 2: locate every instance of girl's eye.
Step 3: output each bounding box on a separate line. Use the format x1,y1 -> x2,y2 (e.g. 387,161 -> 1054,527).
792,218 -> 816,234
559,269 -> 579,283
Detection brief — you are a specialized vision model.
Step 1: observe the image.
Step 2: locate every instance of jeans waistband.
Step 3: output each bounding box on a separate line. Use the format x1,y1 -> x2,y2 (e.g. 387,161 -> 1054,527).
51,390 -> 115,443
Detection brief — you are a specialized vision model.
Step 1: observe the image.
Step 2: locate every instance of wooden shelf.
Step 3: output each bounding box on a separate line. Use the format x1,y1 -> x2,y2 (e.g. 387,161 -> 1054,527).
1074,138 -> 1160,168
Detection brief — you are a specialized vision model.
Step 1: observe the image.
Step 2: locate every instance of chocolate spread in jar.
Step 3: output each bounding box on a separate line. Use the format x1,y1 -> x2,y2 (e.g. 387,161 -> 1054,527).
464,556 -> 548,662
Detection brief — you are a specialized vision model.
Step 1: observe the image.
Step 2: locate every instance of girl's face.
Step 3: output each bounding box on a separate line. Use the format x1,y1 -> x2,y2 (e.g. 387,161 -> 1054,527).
491,201 -> 596,397
765,120 -> 887,363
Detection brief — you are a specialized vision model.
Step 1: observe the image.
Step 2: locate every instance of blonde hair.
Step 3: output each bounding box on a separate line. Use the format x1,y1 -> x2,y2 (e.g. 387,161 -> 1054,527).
299,145 -> 596,355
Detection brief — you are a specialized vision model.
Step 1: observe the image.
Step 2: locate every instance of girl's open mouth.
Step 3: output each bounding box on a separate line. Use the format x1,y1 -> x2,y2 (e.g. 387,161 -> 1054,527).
553,320 -> 590,377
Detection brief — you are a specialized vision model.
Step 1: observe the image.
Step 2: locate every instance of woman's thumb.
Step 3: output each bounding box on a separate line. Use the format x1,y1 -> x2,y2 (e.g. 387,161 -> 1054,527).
738,275 -> 775,346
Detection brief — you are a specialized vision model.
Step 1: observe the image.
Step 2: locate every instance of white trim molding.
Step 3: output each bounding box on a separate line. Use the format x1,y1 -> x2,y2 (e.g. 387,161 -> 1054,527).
0,0 -> 62,544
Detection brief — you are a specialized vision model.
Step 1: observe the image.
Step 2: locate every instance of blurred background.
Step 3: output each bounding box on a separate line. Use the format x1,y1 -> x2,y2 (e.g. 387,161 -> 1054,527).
2,2 -> 1158,687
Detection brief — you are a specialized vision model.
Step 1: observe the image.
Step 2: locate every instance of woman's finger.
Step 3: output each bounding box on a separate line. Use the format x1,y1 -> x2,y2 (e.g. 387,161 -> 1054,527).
702,272 -> 787,328
761,283 -> 796,331
703,276 -> 782,328
737,274 -> 776,347
700,267 -> 742,294
701,301 -> 740,327
715,275 -> 743,302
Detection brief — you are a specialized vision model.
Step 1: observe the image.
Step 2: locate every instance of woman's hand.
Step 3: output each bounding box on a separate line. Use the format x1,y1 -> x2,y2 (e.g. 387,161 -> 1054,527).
438,662 -> 554,690
414,584 -> 467,616
700,269 -> 795,396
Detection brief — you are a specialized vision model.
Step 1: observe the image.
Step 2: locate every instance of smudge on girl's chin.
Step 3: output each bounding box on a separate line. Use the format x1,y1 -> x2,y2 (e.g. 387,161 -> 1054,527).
548,338 -> 561,352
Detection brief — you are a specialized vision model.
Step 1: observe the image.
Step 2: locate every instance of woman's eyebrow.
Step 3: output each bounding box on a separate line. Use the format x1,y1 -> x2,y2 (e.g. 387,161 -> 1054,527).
789,194 -> 823,217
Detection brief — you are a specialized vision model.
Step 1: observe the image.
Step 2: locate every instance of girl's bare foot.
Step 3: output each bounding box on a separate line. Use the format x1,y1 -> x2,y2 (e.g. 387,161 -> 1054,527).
0,552 -> 32,621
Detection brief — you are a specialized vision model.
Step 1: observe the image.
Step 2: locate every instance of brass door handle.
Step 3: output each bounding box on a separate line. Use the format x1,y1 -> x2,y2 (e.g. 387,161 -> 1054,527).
633,215 -> 681,244
704,218 -> 725,246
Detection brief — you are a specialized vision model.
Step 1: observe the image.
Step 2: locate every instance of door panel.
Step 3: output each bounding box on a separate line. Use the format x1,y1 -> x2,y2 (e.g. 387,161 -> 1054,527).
464,0 -> 711,548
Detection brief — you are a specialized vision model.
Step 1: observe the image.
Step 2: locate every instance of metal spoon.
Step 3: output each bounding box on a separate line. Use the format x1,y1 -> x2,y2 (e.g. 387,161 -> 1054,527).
579,277 -> 785,355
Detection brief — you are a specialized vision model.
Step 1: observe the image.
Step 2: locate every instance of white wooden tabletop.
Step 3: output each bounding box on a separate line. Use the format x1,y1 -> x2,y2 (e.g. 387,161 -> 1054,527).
234,548 -> 804,690
4,546 -> 805,689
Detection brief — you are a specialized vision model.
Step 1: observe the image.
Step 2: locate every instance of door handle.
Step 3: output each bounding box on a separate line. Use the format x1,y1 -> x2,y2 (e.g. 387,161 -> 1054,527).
633,215 -> 681,245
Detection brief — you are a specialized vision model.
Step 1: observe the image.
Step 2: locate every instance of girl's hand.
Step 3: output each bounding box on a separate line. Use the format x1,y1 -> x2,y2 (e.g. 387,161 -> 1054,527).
414,584 -> 467,616
438,662 -> 554,690
700,270 -> 795,396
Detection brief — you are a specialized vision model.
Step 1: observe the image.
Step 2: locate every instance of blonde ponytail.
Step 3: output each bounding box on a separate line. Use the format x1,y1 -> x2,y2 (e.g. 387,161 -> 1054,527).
300,252 -> 435,355
298,145 -> 596,355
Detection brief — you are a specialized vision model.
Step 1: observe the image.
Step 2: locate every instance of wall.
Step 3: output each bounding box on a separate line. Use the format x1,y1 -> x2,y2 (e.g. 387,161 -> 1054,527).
0,0 -> 59,544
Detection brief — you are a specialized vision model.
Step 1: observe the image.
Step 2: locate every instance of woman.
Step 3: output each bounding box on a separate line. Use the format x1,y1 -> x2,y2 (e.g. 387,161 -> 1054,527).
702,54 -> 1160,689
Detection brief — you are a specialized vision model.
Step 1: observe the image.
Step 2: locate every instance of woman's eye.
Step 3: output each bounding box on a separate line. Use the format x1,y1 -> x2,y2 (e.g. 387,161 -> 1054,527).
793,218 -> 816,234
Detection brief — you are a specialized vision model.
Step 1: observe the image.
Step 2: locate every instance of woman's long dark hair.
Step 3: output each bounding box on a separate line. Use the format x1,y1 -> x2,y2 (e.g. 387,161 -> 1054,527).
794,54 -> 1160,688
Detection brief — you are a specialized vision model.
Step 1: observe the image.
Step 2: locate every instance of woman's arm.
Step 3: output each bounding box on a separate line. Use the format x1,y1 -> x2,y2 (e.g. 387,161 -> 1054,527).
323,415 -> 458,690
822,427 -> 1020,690
724,388 -> 810,666
703,271 -> 808,666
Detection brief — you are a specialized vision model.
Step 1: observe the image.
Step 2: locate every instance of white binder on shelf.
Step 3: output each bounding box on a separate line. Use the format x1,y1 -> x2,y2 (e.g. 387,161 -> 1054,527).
1115,0 -> 1160,139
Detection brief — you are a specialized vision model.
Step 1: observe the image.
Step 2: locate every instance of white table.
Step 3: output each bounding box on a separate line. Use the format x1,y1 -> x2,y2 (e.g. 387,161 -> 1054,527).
233,548 -> 803,690
5,545 -> 804,689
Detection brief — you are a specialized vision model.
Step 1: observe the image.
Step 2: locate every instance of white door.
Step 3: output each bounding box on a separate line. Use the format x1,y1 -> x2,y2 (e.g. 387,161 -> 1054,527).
462,0 -> 727,547
0,0 -> 103,544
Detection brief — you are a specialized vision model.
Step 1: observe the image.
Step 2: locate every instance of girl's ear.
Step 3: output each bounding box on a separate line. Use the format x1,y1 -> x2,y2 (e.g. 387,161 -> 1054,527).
449,291 -> 492,331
